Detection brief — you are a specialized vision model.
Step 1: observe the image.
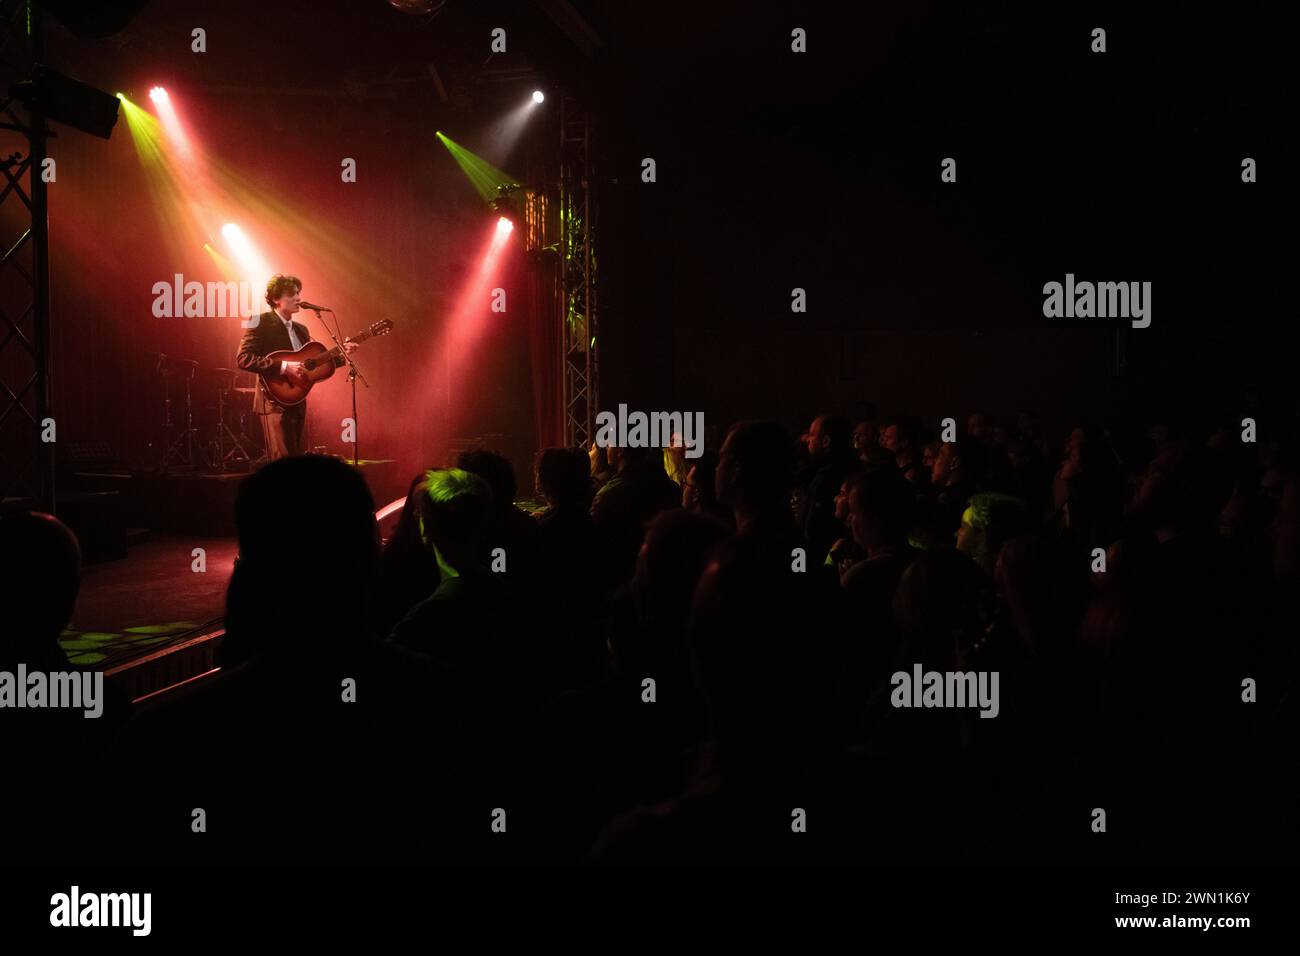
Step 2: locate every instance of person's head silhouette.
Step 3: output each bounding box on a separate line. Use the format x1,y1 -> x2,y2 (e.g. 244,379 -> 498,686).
0,511 -> 81,666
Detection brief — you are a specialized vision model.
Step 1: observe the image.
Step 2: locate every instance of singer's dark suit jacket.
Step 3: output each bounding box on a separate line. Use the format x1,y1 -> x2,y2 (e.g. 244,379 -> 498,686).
236,311 -> 313,414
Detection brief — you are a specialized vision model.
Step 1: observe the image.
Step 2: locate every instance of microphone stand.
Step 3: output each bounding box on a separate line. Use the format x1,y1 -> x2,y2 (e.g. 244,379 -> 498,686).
305,306 -> 368,467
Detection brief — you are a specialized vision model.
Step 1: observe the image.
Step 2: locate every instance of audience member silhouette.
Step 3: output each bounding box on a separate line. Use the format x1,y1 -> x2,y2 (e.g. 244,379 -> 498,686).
388,468 -> 506,672
369,472 -> 441,642
591,443 -> 681,587
1,512 -> 130,862
592,422 -> 854,865
535,447 -> 601,587
880,416 -> 924,484
954,492 -> 1031,577
587,440 -> 615,491
121,456 -> 467,865
1,511 -> 82,673
840,470 -> 920,697
1049,422 -> 1125,560
681,451 -> 733,527
532,447 -> 609,687
457,449 -> 546,604
930,438 -> 986,537
801,414 -> 861,563
822,470 -> 866,578
531,509 -> 726,861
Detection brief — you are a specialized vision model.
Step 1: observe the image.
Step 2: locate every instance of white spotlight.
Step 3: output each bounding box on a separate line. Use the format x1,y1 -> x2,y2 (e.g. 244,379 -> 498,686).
531,90 -> 545,104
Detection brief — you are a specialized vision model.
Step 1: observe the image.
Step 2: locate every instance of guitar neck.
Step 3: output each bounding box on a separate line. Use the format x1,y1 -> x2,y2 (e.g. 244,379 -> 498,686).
324,331 -> 371,357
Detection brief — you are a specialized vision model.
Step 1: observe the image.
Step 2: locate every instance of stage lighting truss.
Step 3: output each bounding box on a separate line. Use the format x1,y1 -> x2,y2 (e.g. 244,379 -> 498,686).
0,3 -> 123,510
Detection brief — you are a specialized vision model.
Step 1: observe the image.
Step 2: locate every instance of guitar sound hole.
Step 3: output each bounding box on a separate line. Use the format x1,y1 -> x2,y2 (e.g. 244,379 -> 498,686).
304,360 -> 316,371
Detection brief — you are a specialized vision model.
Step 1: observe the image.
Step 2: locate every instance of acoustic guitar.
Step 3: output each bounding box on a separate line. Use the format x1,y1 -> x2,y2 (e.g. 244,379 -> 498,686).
262,319 -> 393,406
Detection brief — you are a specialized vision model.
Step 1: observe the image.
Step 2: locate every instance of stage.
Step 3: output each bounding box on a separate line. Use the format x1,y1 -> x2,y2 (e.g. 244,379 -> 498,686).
58,531 -> 233,703
55,459 -> 411,704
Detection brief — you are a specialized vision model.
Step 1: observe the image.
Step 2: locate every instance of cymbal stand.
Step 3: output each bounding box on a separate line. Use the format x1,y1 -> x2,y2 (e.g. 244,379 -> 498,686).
161,362 -> 199,472
213,381 -> 255,471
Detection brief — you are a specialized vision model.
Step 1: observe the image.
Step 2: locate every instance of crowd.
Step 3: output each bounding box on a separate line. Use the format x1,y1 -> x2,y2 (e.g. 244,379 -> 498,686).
4,400 -> 1297,866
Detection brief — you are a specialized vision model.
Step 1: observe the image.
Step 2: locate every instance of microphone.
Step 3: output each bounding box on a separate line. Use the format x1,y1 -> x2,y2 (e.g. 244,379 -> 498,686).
298,300 -> 332,312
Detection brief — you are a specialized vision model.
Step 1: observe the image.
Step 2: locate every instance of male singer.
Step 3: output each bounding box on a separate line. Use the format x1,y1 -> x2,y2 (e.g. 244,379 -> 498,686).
236,274 -> 356,460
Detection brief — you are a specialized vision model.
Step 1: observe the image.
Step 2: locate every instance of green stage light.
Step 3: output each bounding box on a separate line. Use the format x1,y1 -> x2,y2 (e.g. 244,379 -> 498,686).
437,131 -> 520,203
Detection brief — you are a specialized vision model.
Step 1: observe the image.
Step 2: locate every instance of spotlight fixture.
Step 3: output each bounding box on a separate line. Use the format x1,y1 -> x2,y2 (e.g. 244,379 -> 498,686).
531,90 -> 545,104
8,66 -> 120,139
489,182 -> 523,231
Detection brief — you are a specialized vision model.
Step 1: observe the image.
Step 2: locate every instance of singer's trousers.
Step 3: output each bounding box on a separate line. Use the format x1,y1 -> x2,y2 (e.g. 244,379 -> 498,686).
259,402 -> 307,461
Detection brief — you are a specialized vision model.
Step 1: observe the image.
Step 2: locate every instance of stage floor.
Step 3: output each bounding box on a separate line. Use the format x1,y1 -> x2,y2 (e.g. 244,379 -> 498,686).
60,533 -> 237,669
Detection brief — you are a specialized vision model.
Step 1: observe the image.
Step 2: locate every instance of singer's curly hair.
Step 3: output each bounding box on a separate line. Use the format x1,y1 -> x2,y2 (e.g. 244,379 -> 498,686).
265,273 -> 302,308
